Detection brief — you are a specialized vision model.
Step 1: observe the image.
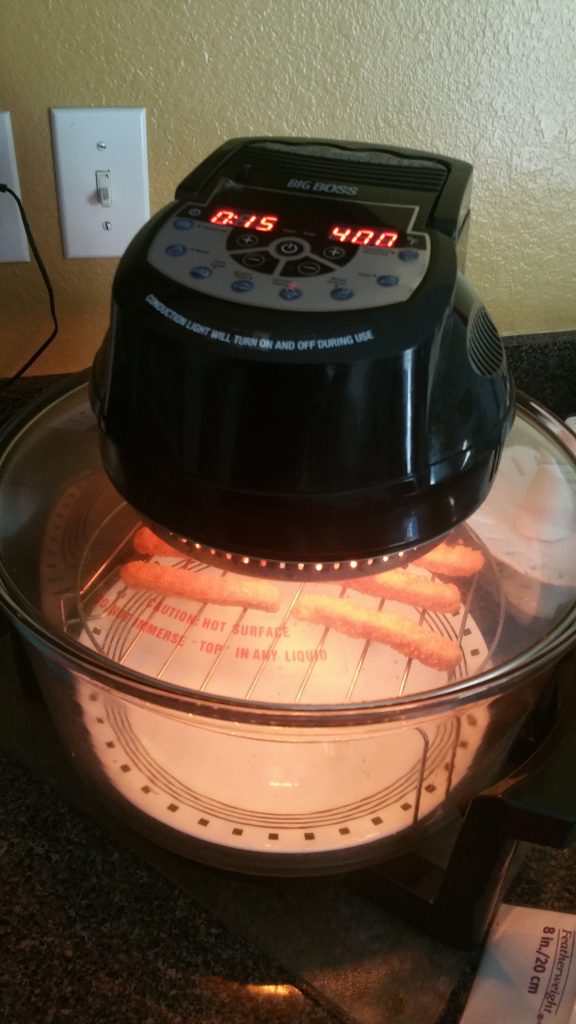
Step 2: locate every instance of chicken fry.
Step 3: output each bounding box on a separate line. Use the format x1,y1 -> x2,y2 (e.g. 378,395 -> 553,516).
133,526 -> 183,559
120,560 -> 280,612
350,569 -> 461,613
413,542 -> 485,577
293,594 -> 461,671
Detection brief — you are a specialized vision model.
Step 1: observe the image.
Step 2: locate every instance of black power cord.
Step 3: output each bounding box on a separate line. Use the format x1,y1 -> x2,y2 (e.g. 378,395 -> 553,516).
0,183 -> 59,391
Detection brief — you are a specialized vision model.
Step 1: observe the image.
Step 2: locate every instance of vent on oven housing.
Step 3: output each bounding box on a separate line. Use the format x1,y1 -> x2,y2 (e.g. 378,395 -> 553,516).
467,307 -> 505,377
243,143 -> 449,192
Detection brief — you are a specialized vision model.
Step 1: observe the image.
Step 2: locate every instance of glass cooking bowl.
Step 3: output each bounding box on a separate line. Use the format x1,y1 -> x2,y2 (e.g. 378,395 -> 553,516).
1,378 -> 576,874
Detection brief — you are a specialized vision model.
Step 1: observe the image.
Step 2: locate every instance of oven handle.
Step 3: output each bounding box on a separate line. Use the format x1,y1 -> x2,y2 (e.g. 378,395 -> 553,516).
419,652 -> 576,946
471,653 -> 576,849
353,653 -> 576,948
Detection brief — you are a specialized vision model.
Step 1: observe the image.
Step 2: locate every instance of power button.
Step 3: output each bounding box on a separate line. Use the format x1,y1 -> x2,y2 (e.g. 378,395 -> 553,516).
273,239 -> 306,258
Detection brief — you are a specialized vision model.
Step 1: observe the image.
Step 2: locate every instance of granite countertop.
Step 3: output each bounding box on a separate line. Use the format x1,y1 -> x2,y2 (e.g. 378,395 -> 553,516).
0,753 -> 341,1024
1,335 -> 576,1024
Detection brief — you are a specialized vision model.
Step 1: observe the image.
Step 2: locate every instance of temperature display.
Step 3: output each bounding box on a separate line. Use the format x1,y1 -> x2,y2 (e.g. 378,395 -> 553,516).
209,208 -> 279,232
329,225 -> 399,247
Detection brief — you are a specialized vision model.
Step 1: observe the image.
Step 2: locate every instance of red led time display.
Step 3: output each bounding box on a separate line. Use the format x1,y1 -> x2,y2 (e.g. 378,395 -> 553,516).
330,225 -> 399,247
209,208 -> 278,232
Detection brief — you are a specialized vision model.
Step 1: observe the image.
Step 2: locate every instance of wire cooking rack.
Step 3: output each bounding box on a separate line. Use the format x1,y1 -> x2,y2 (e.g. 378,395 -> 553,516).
57,508 -> 505,707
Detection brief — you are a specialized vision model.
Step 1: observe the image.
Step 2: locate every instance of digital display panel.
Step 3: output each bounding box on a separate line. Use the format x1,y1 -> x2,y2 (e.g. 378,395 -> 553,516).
205,192 -> 406,249
209,208 -> 278,232
329,225 -> 399,247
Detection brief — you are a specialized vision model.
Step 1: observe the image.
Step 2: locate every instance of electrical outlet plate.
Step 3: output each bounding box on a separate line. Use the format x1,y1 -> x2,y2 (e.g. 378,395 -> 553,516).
50,107 -> 150,258
0,111 -> 30,263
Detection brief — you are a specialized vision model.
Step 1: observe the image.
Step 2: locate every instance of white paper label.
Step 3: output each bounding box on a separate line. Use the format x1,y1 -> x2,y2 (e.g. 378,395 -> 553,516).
461,904 -> 576,1024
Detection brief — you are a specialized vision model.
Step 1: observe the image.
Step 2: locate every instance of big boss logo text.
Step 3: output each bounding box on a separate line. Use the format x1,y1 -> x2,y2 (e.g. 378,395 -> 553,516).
286,179 -> 359,196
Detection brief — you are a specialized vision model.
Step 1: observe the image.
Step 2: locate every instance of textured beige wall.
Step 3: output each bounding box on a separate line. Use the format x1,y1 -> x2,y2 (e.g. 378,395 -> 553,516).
1,0 -> 575,376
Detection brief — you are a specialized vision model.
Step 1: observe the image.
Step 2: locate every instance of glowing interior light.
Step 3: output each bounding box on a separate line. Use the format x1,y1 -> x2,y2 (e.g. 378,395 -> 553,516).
245,984 -> 293,998
315,563 -> 323,571
260,560 -> 268,567
279,562 -> 286,569
334,562 -> 341,570
210,548 -> 216,555
242,556 -> 250,564
381,555 -> 389,563
349,560 -> 358,569
194,543 -> 202,550
298,563 -> 304,571
225,552 -> 232,560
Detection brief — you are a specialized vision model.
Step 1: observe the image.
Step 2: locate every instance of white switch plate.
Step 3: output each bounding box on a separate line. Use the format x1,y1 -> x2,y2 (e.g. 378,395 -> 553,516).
50,107 -> 149,258
0,111 -> 30,263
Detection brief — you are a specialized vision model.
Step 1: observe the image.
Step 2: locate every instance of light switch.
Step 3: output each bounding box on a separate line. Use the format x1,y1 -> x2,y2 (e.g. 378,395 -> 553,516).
95,169 -> 112,207
50,107 -> 149,258
0,111 -> 30,263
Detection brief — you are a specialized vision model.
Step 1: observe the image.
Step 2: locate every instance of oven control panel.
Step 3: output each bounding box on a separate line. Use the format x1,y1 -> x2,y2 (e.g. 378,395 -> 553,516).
147,192 -> 430,313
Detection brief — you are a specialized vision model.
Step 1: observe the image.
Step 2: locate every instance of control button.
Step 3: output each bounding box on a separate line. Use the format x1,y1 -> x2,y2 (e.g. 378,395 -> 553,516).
323,245 -> 346,260
230,249 -> 279,274
276,239 -> 305,257
377,274 -> 399,287
398,249 -> 419,261
297,259 -> 322,276
331,287 -> 354,301
231,279 -> 254,293
190,266 -> 212,279
165,244 -> 187,256
236,234 -> 260,247
238,252 -> 266,269
187,207 -> 202,217
230,250 -> 279,274
174,218 -> 193,230
279,287 -> 302,301
282,258 -> 329,278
